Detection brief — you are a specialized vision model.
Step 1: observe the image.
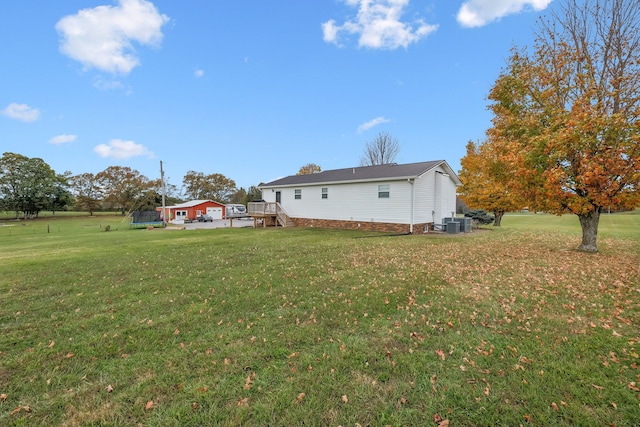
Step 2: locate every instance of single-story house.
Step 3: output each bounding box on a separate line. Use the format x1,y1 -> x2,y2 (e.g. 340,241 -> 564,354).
257,160 -> 461,234
158,200 -> 227,222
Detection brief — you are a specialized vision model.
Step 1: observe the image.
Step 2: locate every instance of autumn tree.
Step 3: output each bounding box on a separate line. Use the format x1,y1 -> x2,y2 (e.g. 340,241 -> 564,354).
458,140 -> 523,226
96,166 -> 153,213
69,172 -> 103,215
360,132 -> 400,166
297,163 -> 321,175
182,171 -> 237,203
487,0 -> 640,252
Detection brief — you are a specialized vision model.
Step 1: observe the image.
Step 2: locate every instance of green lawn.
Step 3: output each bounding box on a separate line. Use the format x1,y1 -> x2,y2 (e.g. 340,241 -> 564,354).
1,212 -> 639,426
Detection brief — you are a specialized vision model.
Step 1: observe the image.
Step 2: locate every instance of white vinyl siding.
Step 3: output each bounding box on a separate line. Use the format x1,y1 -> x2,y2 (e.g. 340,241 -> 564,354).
271,181 -> 412,224
261,163 -> 459,226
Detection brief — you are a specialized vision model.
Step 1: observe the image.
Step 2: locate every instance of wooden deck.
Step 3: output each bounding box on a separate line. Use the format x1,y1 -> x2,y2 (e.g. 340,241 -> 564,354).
247,202 -> 295,227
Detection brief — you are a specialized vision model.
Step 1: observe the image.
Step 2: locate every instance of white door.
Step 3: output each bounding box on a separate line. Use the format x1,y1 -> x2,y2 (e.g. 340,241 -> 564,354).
207,207 -> 223,219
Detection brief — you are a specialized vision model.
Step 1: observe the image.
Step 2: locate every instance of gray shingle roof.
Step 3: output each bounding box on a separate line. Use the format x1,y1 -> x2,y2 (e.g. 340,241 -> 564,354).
261,160 -> 453,187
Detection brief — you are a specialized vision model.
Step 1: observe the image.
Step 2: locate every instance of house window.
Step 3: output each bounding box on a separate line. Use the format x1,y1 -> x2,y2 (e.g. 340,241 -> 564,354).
294,189 -> 302,200
321,188 -> 328,199
378,184 -> 390,198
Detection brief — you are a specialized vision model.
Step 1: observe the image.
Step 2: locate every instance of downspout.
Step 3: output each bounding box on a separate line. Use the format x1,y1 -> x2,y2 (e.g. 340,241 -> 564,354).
408,178 -> 415,234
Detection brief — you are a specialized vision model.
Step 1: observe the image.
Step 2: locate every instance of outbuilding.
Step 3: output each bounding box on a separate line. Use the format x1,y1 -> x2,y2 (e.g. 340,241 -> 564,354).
159,200 -> 226,223
253,160 -> 461,233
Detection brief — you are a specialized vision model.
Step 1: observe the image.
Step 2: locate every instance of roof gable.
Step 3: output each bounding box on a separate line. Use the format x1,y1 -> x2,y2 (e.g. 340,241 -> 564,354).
261,160 -> 460,187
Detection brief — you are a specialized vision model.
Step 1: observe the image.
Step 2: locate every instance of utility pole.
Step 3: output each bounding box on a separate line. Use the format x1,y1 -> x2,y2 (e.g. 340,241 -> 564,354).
160,160 -> 167,226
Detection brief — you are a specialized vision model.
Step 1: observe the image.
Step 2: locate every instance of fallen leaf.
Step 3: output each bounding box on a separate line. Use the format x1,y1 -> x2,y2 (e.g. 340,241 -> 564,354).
244,375 -> 253,390
433,413 -> 443,423
48,340 -> 55,348
435,349 -> 446,360
106,384 -> 113,393
237,397 -> 249,407
438,420 -> 450,427
611,402 -> 617,410
10,406 -> 22,415
0,393 -> 7,402
592,384 -> 604,390
551,402 -> 559,411
145,400 -> 154,410
296,393 -> 306,403
287,352 -> 300,359
483,387 -> 490,396
341,394 -> 349,403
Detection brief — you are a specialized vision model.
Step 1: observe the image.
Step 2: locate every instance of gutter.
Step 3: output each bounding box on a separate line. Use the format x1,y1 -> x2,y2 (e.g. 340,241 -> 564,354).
408,178 -> 415,234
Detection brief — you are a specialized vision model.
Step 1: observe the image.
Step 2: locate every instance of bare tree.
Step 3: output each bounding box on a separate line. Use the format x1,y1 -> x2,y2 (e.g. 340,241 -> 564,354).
359,132 -> 400,166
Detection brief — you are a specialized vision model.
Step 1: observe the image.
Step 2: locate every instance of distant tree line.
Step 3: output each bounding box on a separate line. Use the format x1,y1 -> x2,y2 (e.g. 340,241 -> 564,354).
0,152 -> 261,219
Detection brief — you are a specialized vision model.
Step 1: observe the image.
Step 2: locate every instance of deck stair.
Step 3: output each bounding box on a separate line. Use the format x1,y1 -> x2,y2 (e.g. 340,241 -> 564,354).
247,202 -> 295,227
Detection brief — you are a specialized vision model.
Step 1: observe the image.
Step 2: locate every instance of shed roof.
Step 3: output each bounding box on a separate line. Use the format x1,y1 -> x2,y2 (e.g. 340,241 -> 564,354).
167,200 -> 224,209
261,160 -> 461,188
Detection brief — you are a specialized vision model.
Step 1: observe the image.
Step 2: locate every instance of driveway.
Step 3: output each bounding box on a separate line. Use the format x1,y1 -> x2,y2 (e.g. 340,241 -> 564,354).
181,218 -> 254,230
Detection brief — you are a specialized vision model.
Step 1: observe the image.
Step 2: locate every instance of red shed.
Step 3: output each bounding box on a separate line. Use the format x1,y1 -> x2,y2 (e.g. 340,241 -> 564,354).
159,200 -> 226,222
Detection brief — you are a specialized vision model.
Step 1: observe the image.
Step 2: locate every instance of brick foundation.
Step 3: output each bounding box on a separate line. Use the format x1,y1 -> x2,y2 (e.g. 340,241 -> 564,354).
292,218 -> 433,234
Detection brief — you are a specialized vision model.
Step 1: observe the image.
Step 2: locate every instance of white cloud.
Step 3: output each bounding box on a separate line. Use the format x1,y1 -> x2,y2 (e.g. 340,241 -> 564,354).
93,77 -> 125,91
56,0 -> 170,75
1,103 -> 40,122
357,116 -> 391,133
94,139 -> 154,159
457,0 -> 552,28
194,69 -> 205,78
49,134 -> 78,145
322,0 -> 437,49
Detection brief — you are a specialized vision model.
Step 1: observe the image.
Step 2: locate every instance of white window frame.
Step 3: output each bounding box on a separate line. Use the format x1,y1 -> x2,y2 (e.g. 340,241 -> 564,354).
378,184 -> 390,199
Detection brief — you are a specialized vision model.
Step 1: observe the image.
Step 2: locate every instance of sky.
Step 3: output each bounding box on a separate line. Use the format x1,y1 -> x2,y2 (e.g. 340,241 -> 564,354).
1,0 -> 554,191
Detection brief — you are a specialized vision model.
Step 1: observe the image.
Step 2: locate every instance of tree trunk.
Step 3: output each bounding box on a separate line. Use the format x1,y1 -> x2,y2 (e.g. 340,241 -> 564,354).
493,211 -> 505,227
577,209 -> 601,252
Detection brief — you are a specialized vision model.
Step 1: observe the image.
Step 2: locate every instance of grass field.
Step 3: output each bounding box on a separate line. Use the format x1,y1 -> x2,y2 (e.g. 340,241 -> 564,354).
1,212 -> 639,426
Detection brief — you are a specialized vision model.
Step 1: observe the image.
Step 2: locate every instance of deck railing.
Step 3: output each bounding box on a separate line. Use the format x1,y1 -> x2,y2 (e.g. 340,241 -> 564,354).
247,202 -> 294,227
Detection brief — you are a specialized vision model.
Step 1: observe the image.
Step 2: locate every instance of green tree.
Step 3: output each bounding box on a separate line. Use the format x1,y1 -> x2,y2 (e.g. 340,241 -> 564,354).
0,152 -> 59,218
487,0 -> 640,252
48,173 -> 74,214
229,187 -> 247,204
245,185 -> 263,204
182,171 -> 237,203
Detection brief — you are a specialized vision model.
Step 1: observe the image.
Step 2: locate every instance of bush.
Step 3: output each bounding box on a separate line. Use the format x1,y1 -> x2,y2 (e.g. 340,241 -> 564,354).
465,209 -> 494,225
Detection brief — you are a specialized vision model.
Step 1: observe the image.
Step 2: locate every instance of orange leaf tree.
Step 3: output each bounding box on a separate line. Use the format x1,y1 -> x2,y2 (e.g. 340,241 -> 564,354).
487,0 -> 640,251
297,163 -> 321,175
458,140 -> 524,226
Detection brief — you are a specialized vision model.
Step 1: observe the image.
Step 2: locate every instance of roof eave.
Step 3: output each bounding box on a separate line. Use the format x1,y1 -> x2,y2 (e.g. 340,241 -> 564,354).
260,174 -> 424,189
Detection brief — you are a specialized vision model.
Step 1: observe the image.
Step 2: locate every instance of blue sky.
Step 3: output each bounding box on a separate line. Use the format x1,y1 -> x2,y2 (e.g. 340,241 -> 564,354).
1,0 -> 553,191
